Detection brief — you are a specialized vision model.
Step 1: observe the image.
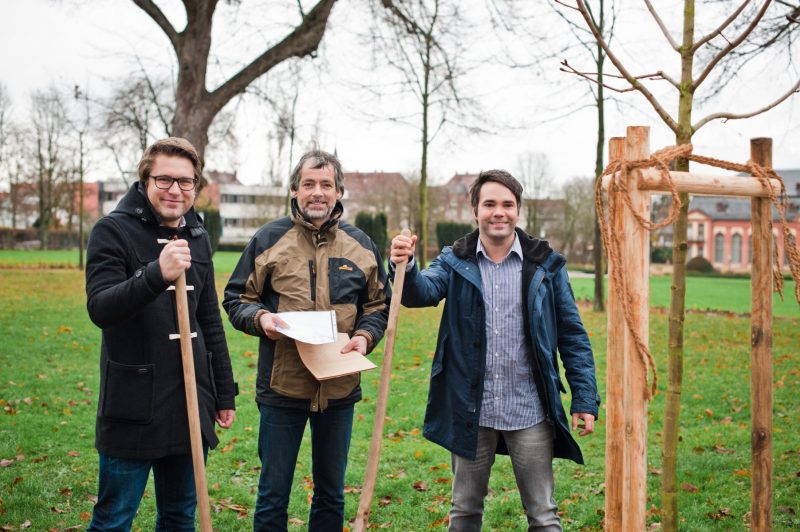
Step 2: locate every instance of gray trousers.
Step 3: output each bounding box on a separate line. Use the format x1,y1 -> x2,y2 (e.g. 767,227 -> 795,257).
448,422 -> 561,532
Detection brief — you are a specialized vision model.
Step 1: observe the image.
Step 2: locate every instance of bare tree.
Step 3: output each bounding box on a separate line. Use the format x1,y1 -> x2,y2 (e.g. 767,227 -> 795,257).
560,175 -> 595,261
516,151 -> 551,235
130,0 -> 338,159
486,0 -> 618,310
560,1 -> 800,527
554,0 -> 617,311
71,86 -> 93,269
98,72 -> 174,183
369,0 -> 479,267
0,89 -> 29,231
30,88 -> 72,249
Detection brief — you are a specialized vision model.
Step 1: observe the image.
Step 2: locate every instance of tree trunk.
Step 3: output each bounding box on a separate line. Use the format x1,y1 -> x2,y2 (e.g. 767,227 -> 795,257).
593,3 -> 606,312
661,1 -> 695,528
418,42 -> 432,269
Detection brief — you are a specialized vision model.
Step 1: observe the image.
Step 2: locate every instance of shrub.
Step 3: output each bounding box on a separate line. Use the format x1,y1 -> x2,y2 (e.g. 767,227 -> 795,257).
686,255 -> 715,274
436,222 -> 473,250
651,246 -> 672,264
199,209 -> 222,255
354,212 -> 388,254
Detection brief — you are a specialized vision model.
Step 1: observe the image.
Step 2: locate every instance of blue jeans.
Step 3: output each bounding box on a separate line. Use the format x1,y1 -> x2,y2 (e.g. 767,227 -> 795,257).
254,403 -> 354,532
88,451 -> 204,532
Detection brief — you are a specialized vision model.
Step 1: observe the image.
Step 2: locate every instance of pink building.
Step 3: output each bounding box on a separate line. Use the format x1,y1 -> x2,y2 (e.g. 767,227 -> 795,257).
686,170 -> 799,272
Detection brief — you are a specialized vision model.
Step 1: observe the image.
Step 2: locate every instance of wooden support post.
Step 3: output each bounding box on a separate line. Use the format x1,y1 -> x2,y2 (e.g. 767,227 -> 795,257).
750,138 -> 773,532
622,126 -> 651,531
604,137 -> 626,531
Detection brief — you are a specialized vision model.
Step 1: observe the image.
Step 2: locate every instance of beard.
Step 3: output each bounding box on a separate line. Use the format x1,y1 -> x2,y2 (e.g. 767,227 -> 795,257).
300,202 -> 334,222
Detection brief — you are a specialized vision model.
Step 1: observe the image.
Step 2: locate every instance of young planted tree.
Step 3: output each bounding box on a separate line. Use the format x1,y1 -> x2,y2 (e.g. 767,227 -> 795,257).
561,0 -> 800,527
130,0 -> 338,159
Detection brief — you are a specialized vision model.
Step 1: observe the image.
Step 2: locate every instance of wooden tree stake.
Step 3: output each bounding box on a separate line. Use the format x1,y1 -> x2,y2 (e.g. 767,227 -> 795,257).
749,138 -> 773,532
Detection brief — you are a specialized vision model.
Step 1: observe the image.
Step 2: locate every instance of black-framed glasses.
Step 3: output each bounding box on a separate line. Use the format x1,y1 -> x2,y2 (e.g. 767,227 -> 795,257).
150,175 -> 197,191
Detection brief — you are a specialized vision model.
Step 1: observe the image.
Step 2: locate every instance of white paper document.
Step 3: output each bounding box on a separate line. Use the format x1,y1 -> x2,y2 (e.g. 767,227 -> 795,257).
275,310 -> 338,344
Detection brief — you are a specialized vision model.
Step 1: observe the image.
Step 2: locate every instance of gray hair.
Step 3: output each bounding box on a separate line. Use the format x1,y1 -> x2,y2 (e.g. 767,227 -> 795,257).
289,149 -> 344,193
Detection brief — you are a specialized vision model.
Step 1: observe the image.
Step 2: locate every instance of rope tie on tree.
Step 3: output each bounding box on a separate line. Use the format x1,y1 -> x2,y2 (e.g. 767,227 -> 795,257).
596,144 -> 800,400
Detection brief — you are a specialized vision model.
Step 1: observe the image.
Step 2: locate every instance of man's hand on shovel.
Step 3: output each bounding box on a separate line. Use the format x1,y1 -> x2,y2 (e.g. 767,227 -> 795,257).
159,239 -> 192,282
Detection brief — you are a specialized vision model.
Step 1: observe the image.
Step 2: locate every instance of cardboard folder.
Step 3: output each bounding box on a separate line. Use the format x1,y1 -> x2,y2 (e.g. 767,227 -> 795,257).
295,333 -> 377,380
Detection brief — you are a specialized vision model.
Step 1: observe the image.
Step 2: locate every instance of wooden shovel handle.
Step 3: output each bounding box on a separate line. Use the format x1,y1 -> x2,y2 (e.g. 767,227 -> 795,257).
353,230 -> 411,532
175,272 -> 213,532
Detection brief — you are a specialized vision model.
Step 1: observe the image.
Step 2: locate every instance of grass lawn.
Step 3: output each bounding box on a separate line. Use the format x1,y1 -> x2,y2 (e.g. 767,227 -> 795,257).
570,275 -> 798,318
0,267 -> 799,530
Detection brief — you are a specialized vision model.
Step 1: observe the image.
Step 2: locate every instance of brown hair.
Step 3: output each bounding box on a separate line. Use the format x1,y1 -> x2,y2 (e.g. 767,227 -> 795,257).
137,137 -> 205,192
289,149 -> 344,193
469,169 -> 523,211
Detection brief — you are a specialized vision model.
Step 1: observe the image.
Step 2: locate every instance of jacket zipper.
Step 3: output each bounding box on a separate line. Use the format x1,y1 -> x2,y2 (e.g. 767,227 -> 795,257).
308,260 -> 316,302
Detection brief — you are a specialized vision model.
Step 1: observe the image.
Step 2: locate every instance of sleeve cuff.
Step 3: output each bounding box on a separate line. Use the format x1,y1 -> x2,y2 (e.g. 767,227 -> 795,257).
353,329 -> 375,352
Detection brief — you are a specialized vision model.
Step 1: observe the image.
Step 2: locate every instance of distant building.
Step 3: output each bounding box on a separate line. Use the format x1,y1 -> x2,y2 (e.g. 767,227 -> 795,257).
683,169 -> 799,272
342,171 -> 413,232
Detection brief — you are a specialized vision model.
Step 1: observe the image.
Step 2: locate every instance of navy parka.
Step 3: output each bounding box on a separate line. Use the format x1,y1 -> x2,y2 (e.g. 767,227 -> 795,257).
395,228 -> 600,464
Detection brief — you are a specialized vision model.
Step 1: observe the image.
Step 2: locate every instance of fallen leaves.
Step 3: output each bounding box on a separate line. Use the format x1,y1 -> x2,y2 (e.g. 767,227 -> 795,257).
680,483 -> 699,493
214,498 -> 249,518
412,480 -> 429,492
705,507 -> 731,520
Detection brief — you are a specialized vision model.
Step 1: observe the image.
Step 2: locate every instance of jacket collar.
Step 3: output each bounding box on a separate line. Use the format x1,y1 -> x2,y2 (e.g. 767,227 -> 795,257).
115,182 -> 203,231
290,197 -> 344,234
453,227 -> 554,265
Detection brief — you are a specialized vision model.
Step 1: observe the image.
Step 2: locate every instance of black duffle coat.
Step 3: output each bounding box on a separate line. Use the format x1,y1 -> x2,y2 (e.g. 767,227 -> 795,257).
85,183 -> 236,460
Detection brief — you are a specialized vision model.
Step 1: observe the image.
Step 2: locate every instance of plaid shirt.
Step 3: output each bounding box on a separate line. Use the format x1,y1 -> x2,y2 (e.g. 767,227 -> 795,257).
476,235 -> 545,430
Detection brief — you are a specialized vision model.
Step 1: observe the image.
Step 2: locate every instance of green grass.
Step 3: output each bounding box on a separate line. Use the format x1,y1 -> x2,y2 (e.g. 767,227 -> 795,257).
0,250 -> 245,274
570,276 -> 799,318
0,269 -> 799,530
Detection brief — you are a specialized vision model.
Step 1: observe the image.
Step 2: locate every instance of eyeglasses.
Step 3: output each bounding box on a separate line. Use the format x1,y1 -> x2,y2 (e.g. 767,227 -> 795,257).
150,175 -> 198,191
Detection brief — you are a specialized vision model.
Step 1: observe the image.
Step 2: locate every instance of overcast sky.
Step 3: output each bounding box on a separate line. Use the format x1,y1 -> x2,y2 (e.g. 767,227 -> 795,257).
1,0 -> 799,190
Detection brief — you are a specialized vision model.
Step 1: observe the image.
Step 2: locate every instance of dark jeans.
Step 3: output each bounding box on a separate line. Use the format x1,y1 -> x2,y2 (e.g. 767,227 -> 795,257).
254,402 -> 354,532
88,451 -> 204,532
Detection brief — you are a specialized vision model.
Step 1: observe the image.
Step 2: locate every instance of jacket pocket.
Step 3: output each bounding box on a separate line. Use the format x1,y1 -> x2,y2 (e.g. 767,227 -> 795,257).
323,373 -> 360,400
328,258 -> 366,305
101,360 -> 154,424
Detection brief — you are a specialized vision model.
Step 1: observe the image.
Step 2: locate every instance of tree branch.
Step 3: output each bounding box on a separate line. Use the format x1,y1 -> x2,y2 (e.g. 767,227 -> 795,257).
692,77 -> 800,131
572,0 -> 679,133
694,0 -> 773,90
692,0 -> 752,52
643,0 -> 679,51
209,0 -> 337,114
131,0 -> 181,50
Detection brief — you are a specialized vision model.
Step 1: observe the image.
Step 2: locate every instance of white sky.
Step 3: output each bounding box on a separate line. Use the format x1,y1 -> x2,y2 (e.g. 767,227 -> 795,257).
1,0 -> 798,190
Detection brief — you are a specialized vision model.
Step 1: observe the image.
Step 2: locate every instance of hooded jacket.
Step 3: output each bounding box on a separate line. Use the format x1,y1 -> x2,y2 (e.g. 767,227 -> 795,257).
85,183 -> 236,459
223,200 -> 390,412
396,228 -> 600,463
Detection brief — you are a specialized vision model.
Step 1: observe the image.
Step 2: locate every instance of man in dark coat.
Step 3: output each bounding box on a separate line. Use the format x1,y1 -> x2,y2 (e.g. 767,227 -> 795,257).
85,137 -> 237,531
389,170 -> 599,531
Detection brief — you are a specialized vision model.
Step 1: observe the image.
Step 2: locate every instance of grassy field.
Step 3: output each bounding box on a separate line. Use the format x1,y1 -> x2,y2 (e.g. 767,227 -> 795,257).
0,264 -> 798,530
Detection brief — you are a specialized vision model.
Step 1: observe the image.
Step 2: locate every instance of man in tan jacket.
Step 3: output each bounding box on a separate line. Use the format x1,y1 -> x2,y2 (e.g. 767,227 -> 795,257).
224,149 -> 389,531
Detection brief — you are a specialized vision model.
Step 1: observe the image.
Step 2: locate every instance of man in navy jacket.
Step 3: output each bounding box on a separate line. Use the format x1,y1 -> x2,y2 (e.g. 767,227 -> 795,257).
389,170 -> 599,531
